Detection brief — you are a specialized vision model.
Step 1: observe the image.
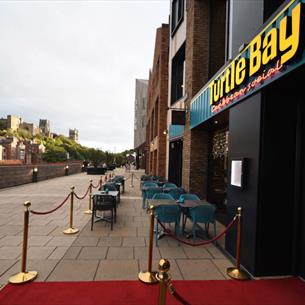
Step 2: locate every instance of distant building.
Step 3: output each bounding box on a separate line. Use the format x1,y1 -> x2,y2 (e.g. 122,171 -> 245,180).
69,129 -> 79,142
7,115 -> 21,131
133,79 -> 148,170
19,121 -> 40,136
39,119 -> 51,137
0,117 -> 7,130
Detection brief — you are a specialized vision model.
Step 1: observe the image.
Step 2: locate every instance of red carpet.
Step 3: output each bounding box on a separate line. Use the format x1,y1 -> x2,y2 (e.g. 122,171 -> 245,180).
0,278 -> 305,305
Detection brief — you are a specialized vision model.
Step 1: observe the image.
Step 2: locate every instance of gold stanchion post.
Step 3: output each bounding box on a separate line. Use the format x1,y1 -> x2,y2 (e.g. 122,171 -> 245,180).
156,259 -> 171,305
138,205 -> 158,284
227,207 -> 250,280
9,202 -> 38,284
84,180 -> 93,214
63,186 -> 79,234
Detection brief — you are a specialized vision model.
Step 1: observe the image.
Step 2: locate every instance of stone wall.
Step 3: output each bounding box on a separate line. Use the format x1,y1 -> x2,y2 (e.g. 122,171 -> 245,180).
0,162 -> 82,189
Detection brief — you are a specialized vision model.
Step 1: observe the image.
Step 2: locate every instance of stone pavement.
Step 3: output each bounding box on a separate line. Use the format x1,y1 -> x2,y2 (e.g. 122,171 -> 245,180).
0,168 -> 233,288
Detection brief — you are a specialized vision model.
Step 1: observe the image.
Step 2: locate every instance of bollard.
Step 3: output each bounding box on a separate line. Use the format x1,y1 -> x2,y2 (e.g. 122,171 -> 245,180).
100,176 -> 103,188
227,207 -> 250,280
9,202 -> 38,284
32,167 -> 38,183
156,259 -> 171,305
84,180 -> 93,214
63,186 -> 79,234
138,205 -> 158,284
65,165 -> 69,176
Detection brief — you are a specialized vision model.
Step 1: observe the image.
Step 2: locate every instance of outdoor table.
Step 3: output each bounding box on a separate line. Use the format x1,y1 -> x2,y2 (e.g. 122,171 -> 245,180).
179,200 -> 208,208
147,198 -> 177,207
92,190 -> 119,223
141,186 -> 163,192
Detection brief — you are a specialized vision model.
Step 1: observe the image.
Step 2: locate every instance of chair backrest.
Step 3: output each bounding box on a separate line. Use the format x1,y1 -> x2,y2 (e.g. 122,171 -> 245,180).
146,189 -> 163,199
152,193 -> 174,200
169,188 -> 187,200
155,205 -> 181,223
103,183 -> 118,191
93,194 -> 115,210
143,182 -> 158,188
189,204 -> 216,223
163,183 -> 177,189
178,193 -> 200,202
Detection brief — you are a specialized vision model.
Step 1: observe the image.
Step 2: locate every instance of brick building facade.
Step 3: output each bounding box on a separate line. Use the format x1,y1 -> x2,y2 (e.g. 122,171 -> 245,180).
146,24 -> 169,178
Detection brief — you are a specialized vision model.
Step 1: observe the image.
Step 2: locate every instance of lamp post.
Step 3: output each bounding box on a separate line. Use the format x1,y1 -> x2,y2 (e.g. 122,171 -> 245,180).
32,168 -> 38,183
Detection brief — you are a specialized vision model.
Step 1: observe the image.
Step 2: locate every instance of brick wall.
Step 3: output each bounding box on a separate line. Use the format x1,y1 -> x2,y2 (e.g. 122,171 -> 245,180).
146,24 -> 169,178
0,162 -> 82,189
182,0 -> 210,198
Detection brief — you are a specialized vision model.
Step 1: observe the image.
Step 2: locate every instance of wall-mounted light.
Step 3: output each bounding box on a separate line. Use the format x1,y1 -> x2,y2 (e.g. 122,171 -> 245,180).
163,130 -> 168,135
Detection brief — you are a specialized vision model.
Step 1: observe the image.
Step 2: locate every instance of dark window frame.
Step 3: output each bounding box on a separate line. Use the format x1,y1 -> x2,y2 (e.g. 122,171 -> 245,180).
171,0 -> 184,36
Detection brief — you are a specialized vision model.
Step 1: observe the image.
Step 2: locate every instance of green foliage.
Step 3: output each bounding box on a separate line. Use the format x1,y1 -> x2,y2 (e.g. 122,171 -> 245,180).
0,127 -> 132,164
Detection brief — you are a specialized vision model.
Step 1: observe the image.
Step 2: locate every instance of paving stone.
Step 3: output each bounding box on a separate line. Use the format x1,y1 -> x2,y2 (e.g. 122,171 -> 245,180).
48,247 -> 69,260
134,247 -> 161,259
72,237 -> 99,247
109,227 -> 137,237
0,259 -> 59,286
212,259 -> 234,279
27,246 -> 56,259
95,260 -> 138,280
0,260 -> 18,277
0,247 -> 21,259
46,236 -> 77,247
0,236 -> 22,247
29,225 -> 58,236
159,247 -> 187,259
176,259 -> 225,280
182,245 -> 213,259
97,237 -> 122,247
78,247 -> 108,260
107,247 -> 134,260
206,245 -> 227,259
47,260 -> 99,281
123,237 -> 145,247
29,236 -> 53,246
63,246 -> 82,259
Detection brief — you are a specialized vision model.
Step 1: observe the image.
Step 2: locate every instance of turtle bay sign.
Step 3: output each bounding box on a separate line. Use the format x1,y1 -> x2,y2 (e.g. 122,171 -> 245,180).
191,0 -> 305,124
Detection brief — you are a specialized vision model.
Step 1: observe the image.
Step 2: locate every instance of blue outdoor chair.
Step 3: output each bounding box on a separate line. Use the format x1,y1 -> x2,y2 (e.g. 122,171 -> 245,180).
187,203 -> 216,242
141,182 -> 159,207
152,193 -> 174,200
155,204 -> 181,246
169,188 -> 187,200
178,193 -> 200,202
163,183 -> 177,189
143,188 -> 163,209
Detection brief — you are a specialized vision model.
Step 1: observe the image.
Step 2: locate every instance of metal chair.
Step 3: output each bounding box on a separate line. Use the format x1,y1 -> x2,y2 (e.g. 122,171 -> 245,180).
143,188 -> 163,209
91,194 -> 116,230
178,193 -> 200,202
163,182 -> 177,189
168,188 -> 187,200
187,203 -> 216,242
152,193 -> 174,200
155,204 -> 181,246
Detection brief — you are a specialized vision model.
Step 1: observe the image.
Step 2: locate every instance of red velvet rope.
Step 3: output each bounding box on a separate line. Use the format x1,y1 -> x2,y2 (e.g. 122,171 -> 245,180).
74,186 -> 90,200
92,181 -> 100,189
30,193 -> 71,215
156,216 -> 237,246
168,283 -> 191,305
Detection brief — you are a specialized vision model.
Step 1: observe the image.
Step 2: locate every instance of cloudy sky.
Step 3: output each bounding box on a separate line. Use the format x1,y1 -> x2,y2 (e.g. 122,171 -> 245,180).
0,0 -> 169,152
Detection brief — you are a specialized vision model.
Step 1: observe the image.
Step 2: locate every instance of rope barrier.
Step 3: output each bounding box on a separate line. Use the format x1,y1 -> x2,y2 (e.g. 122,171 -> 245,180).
91,181 -> 100,189
74,186 -> 90,200
30,193 -> 71,215
167,282 -> 191,305
156,216 -> 237,246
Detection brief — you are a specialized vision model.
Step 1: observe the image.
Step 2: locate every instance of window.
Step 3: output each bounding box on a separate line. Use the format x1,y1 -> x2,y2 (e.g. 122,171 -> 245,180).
171,0 -> 184,34
171,44 -> 185,104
